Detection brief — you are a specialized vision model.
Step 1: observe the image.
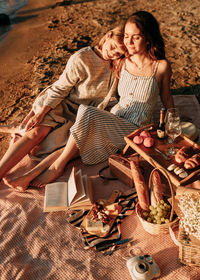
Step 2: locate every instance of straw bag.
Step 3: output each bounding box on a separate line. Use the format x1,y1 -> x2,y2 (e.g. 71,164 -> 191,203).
169,191 -> 200,267
170,226 -> 200,267
136,168 -> 179,235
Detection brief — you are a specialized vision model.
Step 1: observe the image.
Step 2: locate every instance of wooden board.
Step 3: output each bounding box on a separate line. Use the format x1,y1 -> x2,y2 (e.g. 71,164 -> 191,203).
124,124 -> 200,187
80,190 -> 121,237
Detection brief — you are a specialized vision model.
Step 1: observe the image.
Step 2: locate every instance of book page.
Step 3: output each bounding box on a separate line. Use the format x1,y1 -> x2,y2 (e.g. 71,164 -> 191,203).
70,169 -> 86,205
44,182 -> 68,211
70,175 -> 93,207
67,167 -> 78,206
86,176 -> 94,204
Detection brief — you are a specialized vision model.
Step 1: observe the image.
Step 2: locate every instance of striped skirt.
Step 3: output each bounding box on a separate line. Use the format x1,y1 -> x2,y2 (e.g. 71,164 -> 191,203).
70,104 -> 137,165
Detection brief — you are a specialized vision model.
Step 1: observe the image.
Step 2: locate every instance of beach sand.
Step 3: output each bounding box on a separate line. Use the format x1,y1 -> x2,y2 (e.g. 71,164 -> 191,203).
0,0 -> 200,159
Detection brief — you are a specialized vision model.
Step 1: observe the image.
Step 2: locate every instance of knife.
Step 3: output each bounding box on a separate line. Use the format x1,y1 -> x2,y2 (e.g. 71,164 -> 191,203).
154,147 -> 170,160
96,237 -> 133,251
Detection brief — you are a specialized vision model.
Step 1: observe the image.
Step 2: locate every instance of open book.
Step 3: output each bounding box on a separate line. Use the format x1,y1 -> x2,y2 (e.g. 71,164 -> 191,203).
43,167 -> 94,212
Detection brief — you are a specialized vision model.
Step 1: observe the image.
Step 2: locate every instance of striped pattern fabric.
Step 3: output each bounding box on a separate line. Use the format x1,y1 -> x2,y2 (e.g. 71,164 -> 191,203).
112,62 -> 160,127
70,62 -> 160,165
67,189 -> 137,252
71,105 -> 138,164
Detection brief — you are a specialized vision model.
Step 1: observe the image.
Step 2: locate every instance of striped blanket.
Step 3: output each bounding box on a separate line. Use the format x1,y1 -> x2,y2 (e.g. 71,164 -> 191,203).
67,189 -> 137,252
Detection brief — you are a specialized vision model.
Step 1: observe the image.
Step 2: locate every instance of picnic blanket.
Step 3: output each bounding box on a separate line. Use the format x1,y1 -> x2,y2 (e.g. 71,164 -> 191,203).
0,95 -> 200,279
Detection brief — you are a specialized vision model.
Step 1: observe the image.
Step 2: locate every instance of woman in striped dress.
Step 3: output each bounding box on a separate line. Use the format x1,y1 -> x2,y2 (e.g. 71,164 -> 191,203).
6,11 -> 174,189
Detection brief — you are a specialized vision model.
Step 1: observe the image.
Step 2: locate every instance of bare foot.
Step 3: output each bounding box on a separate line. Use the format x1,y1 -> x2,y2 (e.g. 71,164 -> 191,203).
31,163 -> 65,187
3,175 -> 30,192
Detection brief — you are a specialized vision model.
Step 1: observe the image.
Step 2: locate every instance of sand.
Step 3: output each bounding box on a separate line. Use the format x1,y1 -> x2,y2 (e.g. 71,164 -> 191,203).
0,0 -> 200,159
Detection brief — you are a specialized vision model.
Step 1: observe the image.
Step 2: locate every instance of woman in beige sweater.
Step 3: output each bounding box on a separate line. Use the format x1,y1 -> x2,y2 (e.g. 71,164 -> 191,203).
0,26 -> 126,184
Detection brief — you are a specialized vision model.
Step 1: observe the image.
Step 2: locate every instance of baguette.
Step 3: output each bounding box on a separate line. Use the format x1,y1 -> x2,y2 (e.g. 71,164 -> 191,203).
130,161 -> 149,211
175,146 -> 193,164
150,170 -> 163,207
184,153 -> 200,169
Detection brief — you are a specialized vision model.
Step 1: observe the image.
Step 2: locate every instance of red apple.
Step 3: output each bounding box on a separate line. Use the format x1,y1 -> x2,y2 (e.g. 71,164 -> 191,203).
140,130 -> 151,138
143,137 -> 154,147
133,135 -> 144,145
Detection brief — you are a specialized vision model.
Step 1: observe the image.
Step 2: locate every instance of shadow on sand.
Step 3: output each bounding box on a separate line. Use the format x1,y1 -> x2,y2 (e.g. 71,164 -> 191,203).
172,84 -> 200,103
53,0 -> 95,8
15,0 -> 95,15
12,14 -> 38,24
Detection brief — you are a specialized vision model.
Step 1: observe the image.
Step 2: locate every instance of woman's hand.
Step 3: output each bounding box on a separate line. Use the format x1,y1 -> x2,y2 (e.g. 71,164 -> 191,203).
25,106 -> 51,131
22,110 -> 35,125
25,112 -> 45,131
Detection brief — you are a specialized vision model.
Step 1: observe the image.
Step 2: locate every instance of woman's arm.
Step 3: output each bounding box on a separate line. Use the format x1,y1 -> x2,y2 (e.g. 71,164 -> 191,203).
28,52 -> 87,129
157,60 -> 174,109
42,53 -> 86,109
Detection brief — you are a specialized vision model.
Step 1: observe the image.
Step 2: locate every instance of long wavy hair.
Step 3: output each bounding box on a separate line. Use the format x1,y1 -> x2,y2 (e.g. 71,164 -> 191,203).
98,26 -> 127,78
125,11 -> 166,60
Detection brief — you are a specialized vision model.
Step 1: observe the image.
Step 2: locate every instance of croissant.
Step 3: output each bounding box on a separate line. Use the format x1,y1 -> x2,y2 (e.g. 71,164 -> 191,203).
184,153 -> 200,169
175,146 -> 194,164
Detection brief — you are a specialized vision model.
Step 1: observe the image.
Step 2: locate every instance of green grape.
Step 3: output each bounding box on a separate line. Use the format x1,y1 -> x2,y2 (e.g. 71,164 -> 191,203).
165,219 -> 169,224
157,206 -> 162,212
157,219 -> 162,224
147,217 -> 152,223
143,211 -> 149,217
156,211 -> 163,217
153,219 -> 157,224
150,211 -> 154,216
149,205 -> 155,211
161,217 -> 165,223
152,209 -> 157,215
160,200 -> 165,204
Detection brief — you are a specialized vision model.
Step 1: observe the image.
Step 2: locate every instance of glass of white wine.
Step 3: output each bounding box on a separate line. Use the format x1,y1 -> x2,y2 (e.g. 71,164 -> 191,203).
165,108 -> 182,155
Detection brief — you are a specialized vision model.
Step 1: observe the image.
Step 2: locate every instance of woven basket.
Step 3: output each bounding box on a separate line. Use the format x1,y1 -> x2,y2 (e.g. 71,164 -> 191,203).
178,226 -> 200,267
136,167 -> 179,235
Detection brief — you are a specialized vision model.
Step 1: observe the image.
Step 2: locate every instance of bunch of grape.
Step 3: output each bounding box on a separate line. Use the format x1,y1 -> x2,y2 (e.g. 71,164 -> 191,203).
142,200 -> 171,224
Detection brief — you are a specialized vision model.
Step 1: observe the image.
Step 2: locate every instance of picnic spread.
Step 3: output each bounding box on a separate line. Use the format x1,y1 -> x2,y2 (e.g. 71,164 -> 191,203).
0,95 -> 200,279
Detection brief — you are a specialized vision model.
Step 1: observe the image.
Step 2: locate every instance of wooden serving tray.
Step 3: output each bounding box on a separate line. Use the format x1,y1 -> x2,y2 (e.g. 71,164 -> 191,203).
81,190 -> 121,237
124,124 -> 200,188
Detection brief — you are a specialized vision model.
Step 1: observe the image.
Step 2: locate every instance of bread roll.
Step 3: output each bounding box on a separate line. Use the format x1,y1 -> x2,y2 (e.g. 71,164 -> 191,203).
184,153 -> 200,169
175,146 -> 193,164
130,161 -> 149,211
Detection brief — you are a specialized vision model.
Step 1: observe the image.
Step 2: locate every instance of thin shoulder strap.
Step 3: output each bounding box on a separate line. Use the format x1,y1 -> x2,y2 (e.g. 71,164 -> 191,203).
152,61 -> 159,76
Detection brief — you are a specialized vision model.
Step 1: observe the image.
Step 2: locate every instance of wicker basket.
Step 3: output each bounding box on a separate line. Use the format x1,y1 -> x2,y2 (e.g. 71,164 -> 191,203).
178,226 -> 200,267
136,167 -> 179,235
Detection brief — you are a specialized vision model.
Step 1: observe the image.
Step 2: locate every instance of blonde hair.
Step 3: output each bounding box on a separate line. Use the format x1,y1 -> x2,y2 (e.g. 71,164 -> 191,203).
98,26 -> 127,78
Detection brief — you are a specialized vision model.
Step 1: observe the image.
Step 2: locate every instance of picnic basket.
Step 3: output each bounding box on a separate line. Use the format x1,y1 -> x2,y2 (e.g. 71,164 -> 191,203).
177,226 -> 200,267
136,167 -> 179,235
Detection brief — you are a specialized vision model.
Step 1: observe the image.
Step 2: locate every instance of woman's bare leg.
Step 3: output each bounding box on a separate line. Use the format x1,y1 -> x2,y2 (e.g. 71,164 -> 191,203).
4,147 -> 64,191
32,133 -> 79,187
0,125 -> 51,179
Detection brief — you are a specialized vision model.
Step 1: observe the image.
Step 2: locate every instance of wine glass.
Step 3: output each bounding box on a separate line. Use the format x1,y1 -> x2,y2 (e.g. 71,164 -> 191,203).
165,108 -> 180,143
165,108 -> 182,155
165,108 -> 180,123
